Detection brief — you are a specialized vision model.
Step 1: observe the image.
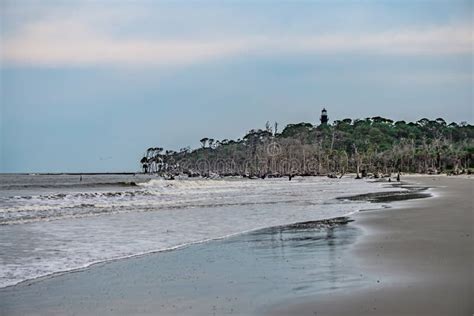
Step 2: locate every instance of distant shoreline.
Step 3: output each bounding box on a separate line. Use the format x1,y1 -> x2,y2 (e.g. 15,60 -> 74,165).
2,171 -> 472,176
0,172 -> 138,176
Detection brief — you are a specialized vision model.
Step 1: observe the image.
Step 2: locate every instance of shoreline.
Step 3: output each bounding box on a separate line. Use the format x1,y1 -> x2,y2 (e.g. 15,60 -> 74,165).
0,180 -> 414,290
269,175 -> 473,315
0,176 -> 471,315
0,212 -> 365,315
0,216 -> 356,291
2,171 -> 472,178
0,176 -> 401,290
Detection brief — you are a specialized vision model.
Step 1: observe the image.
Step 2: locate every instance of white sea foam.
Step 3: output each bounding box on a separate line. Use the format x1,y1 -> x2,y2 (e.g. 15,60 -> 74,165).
0,176 -> 402,288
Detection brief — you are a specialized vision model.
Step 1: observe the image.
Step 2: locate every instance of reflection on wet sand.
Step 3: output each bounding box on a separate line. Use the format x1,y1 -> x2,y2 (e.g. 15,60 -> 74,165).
0,217 -> 367,316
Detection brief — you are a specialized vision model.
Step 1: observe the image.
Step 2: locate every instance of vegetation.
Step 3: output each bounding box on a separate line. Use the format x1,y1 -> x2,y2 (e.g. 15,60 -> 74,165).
140,117 -> 474,178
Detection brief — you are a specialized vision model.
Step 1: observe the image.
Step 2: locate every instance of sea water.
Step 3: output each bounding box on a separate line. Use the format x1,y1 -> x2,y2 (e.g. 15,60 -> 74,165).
0,174 -> 399,288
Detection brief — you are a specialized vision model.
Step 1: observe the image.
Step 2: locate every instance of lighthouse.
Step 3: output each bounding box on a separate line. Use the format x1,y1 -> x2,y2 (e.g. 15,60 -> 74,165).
320,108 -> 329,125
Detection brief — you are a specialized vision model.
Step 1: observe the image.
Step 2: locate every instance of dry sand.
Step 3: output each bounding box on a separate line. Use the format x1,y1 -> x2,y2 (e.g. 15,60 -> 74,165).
269,176 -> 473,316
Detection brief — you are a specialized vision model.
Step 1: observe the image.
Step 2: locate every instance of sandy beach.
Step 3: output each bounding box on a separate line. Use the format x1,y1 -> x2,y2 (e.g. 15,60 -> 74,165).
0,176 -> 472,316
3,0 -> 473,314
270,176 -> 473,315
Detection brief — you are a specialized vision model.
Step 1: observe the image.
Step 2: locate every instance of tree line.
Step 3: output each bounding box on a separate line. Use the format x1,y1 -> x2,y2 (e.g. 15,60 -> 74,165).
140,117 -> 474,178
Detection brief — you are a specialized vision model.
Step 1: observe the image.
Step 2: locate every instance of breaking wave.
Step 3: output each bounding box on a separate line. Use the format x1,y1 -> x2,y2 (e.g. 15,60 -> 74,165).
0,175 -> 404,288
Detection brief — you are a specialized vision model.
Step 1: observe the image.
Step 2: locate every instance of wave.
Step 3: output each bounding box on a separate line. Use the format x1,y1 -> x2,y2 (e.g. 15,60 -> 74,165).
0,177 -> 372,225
4,190 -> 155,202
0,197 -> 325,225
3,178 -> 258,201
1,175 -> 250,192
0,181 -> 140,190
0,176 -> 413,291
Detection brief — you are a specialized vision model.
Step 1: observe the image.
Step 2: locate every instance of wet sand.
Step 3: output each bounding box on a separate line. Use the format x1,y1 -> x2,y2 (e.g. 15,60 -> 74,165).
0,216 -> 365,315
0,176 -> 471,315
270,176 -> 473,315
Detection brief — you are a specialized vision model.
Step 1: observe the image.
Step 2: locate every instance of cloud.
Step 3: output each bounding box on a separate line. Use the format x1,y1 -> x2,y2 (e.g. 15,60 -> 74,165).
1,16 -> 472,67
1,20 -> 249,67
288,25 -> 472,55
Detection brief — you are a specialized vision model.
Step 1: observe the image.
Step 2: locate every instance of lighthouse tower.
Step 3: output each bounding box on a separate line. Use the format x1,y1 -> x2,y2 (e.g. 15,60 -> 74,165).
320,108 -> 329,125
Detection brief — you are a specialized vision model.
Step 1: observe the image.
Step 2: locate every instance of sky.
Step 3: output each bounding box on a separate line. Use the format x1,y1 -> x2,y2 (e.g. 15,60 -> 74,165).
0,0 -> 473,173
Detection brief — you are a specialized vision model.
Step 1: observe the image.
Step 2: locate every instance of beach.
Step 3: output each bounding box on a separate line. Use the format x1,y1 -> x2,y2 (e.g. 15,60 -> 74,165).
3,1 -> 473,315
0,175 -> 472,315
270,175 -> 473,315
0,175 -> 394,289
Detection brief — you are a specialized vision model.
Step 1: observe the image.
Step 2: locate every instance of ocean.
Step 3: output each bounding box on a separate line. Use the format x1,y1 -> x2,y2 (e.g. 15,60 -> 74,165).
0,174 -> 397,288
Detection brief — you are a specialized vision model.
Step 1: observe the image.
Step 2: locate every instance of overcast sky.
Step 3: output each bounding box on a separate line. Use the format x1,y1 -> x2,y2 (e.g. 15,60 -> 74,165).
1,0 -> 472,173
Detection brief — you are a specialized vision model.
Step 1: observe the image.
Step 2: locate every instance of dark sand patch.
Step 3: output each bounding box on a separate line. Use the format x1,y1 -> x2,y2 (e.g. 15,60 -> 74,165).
337,182 -> 431,203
